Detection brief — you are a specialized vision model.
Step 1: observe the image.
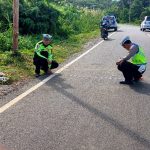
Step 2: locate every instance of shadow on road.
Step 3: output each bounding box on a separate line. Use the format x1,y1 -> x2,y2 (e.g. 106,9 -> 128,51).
104,38 -> 115,41
42,73 -> 150,149
143,30 -> 150,32
129,81 -> 150,96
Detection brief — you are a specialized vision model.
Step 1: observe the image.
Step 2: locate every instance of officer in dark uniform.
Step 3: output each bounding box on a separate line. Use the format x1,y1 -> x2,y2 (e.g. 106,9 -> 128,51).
33,34 -> 59,77
116,36 -> 147,84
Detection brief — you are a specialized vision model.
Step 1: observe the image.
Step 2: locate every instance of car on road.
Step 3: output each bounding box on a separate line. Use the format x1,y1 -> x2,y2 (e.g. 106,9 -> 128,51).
101,15 -> 118,31
140,16 -> 150,31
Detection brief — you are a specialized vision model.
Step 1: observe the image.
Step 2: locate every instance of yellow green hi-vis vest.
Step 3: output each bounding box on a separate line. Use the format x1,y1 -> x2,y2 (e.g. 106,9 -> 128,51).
131,46 -> 147,65
35,41 -> 53,61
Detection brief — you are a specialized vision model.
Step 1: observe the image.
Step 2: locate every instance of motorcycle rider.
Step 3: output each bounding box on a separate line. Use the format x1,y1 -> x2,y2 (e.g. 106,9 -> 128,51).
100,20 -> 109,39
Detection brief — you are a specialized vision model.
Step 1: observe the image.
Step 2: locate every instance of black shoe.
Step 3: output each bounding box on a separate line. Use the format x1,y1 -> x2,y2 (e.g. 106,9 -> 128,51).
133,76 -> 143,82
44,71 -> 53,75
133,78 -> 140,82
119,81 -> 133,85
35,74 -> 40,78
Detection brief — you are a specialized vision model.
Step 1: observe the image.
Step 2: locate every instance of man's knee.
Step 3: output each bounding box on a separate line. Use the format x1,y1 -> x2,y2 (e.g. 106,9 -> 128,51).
54,61 -> 59,68
117,61 -> 128,71
117,64 -> 123,71
51,61 -> 59,69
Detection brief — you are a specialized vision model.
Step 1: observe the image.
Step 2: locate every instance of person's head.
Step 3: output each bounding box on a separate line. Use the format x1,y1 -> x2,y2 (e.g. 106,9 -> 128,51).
121,36 -> 132,51
42,34 -> 52,45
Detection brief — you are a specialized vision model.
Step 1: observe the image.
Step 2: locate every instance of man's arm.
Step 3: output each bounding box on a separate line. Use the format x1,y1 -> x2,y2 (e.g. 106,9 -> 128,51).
116,45 -> 139,65
35,43 -> 47,60
123,45 -> 138,61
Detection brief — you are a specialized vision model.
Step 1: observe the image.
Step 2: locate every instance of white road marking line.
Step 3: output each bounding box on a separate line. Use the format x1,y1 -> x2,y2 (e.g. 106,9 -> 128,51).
0,32 -> 116,113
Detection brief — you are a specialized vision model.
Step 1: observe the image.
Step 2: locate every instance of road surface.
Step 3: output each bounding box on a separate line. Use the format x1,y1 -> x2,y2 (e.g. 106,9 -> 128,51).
0,25 -> 150,150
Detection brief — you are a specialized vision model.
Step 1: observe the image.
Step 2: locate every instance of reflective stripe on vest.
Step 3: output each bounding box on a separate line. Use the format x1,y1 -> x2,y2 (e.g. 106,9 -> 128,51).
35,41 -> 53,60
131,46 -> 147,65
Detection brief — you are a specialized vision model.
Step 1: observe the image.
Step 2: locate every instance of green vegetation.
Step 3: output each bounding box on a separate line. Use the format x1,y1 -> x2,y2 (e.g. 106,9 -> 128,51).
54,0 -> 150,24
62,0 -> 150,24
0,0 -> 101,84
104,0 -> 150,24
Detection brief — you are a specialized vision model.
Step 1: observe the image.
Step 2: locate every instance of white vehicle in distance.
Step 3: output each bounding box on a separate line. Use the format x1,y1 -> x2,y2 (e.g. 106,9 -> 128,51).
140,16 -> 150,31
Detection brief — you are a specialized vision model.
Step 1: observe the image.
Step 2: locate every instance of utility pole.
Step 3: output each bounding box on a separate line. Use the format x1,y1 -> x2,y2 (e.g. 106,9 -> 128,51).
128,0 -> 131,23
13,0 -> 19,54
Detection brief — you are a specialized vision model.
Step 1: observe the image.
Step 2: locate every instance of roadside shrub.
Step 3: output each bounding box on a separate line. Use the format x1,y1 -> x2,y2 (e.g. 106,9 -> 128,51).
0,26 -> 12,51
19,1 -> 61,35
0,0 -> 102,51
140,7 -> 150,20
18,35 -> 37,50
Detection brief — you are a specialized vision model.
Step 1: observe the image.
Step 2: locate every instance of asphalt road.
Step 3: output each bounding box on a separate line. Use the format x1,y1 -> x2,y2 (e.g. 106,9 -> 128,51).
0,25 -> 150,150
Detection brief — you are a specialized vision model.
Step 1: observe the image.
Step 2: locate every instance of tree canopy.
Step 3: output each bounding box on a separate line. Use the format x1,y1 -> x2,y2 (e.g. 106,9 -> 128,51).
0,0 -> 150,35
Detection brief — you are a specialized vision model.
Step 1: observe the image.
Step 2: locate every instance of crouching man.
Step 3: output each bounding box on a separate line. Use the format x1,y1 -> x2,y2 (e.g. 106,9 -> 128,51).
33,34 -> 59,77
116,36 -> 147,85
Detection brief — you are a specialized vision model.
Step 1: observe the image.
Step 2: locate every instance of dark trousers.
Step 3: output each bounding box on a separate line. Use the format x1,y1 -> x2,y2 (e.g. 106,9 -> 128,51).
33,52 -> 58,74
101,27 -> 108,37
117,61 -> 143,81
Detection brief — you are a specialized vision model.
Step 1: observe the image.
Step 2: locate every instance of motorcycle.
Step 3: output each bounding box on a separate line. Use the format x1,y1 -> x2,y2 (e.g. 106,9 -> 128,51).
100,23 -> 108,40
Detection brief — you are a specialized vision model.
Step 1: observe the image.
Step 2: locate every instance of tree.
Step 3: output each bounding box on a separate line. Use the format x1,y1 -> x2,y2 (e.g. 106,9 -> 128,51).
13,0 -> 19,53
140,7 -> 150,20
130,0 -> 143,22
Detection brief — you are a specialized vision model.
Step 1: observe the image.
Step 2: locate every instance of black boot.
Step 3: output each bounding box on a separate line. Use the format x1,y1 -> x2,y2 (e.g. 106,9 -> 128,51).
119,80 -> 133,85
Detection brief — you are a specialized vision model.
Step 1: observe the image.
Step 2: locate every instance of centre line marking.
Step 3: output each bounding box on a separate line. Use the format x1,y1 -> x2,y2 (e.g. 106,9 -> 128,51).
0,32 -> 116,113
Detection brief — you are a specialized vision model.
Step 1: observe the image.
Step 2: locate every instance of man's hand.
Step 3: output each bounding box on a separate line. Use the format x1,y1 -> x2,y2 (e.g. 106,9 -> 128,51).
116,59 -> 124,65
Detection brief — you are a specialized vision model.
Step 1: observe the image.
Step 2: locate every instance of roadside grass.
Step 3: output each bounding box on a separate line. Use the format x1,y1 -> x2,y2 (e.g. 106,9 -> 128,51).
0,29 -> 100,85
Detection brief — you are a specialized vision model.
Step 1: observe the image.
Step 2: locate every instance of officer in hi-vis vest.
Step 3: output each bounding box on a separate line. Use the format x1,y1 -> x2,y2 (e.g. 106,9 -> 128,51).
116,36 -> 147,85
33,34 -> 59,77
